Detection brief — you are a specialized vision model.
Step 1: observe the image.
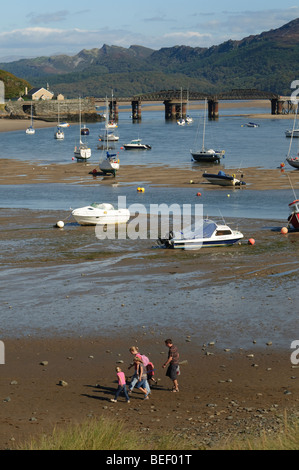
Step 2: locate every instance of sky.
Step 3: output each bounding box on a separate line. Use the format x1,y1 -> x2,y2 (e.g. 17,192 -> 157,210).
0,0 -> 298,61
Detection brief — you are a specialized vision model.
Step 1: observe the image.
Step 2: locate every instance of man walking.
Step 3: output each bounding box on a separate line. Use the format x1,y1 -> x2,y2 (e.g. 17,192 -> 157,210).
162,339 -> 180,392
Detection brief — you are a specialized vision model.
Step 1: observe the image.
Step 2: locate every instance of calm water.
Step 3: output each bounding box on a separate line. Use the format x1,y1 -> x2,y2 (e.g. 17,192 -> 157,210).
0,103 -> 295,170
0,103 -> 296,219
0,104 -> 298,346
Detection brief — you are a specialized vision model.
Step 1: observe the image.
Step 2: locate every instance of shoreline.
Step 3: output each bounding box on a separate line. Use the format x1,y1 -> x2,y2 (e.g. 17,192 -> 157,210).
0,100 -> 295,133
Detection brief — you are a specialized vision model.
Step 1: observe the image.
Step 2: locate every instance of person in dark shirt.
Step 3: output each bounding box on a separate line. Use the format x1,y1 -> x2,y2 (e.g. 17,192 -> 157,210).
162,338 -> 180,392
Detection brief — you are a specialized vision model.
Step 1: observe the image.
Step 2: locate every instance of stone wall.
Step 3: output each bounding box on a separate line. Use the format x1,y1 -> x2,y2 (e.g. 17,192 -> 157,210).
4,97 -> 102,122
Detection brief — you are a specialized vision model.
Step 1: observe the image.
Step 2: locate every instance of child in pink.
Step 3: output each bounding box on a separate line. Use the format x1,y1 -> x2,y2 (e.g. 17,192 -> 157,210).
110,367 -> 130,403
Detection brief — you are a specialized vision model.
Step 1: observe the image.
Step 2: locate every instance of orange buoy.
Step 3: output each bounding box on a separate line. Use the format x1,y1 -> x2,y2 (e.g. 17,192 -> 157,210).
281,226 -> 288,234
280,163 -> 285,168
248,238 -> 255,245
196,192 -> 201,197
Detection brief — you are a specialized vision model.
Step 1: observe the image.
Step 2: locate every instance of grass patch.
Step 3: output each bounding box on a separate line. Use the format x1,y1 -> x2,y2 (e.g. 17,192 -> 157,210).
216,414 -> 299,450
20,417 -> 195,451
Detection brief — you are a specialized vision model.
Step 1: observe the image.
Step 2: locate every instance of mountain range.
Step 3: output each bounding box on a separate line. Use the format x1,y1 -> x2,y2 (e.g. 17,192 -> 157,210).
1,18 -> 299,98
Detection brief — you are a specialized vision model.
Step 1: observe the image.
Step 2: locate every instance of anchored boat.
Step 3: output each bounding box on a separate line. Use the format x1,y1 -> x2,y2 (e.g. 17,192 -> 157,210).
72,202 -> 130,226
159,219 -> 244,250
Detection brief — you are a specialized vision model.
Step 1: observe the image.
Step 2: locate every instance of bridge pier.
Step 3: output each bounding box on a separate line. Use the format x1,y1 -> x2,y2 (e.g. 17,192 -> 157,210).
164,100 -> 186,120
208,99 -> 219,119
271,98 -> 285,115
132,99 -> 142,120
109,100 -> 118,121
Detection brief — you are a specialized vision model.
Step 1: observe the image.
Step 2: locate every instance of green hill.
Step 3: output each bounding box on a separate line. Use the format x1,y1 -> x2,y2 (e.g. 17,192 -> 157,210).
0,69 -> 31,99
0,18 -> 299,97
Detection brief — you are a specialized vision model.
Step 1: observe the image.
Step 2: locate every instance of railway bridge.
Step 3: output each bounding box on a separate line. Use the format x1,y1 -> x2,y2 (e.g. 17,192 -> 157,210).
95,89 -> 284,121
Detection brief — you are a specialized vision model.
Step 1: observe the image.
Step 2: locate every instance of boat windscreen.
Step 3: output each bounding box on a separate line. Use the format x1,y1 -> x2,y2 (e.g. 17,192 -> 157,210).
174,220 -> 217,240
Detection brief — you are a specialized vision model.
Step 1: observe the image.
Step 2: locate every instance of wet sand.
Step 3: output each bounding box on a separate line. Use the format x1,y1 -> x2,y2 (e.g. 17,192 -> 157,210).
0,204 -> 299,450
0,102 -> 299,450
1,336 -> 298,450
0,157 -> 298,192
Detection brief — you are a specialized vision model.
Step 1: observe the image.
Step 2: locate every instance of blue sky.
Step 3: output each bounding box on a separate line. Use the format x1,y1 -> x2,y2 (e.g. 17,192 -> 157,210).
0,0 -> 298,60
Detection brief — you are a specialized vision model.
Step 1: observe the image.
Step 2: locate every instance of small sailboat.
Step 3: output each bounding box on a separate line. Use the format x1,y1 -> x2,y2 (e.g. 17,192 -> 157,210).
74,97 -> 91,161
99,98 -> 120,176
99,151 -> 120,177
177,87 -> 185,126
81,124 -> 90,135
186,89 -> 193,124
26,104 -> 35,134
54,102 -> 64,140
190,98 -> 225,163
106,90 -> 118,129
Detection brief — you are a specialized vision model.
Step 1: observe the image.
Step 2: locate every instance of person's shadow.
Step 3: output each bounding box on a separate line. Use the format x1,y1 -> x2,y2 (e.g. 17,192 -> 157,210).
81,383 -> 116,402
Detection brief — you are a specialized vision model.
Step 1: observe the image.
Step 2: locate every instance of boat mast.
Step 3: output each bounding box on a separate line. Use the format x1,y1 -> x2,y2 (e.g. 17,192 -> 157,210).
202,98 -> 207,151
287,104 -> 298,158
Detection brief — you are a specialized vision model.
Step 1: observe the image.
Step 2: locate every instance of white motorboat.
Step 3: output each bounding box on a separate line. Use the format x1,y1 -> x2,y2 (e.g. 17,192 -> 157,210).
99,151 -> 120,177
72,202 -> 130,226
123,139 -> 151,150
159,219 -> 244,250
202,170 -> 246,186
242,122 -> 259,128
60,122 -> 70,128
190,98 -> 225,163
99,131 -> 119,142
285,129 -> 299,137
74,98 -> 91,161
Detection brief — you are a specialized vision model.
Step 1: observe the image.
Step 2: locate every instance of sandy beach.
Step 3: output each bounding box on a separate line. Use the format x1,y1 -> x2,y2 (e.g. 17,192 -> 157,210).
0,106 -> 299,450
1,336 -> 298,450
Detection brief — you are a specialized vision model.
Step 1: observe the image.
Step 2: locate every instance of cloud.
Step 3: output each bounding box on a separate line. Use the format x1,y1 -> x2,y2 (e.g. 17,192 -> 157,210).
27,10 -> 70,25
0,7 -> 298,59
0,27 -> 151,57
193,7 -> 299,40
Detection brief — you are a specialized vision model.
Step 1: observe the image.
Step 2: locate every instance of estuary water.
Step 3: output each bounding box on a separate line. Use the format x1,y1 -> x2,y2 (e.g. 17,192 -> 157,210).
0,102 -> 294,170
0,104 -> 298,346
0,103 -> 296,220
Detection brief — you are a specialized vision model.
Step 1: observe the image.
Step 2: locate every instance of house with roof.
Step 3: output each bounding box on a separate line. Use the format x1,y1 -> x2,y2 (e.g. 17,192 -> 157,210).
26,87 -> 54,101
